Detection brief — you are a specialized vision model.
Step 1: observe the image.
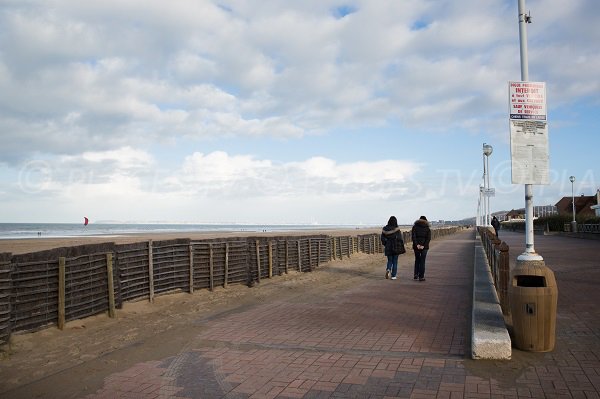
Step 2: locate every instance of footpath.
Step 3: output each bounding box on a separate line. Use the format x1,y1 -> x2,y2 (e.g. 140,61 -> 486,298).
4,229 -> 600,398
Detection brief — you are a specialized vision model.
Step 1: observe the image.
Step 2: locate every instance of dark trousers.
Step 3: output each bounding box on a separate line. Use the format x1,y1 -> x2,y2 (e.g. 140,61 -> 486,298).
413,249 -> 428,279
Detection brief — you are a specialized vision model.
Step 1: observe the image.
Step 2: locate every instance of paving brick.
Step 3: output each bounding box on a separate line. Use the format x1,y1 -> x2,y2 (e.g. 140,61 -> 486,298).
62,231 -> 600,399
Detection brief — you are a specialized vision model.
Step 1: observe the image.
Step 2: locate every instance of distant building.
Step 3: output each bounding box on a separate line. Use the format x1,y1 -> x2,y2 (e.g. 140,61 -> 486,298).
555,193 -> 598,218
589,189 -> 600,217
533,205 -> 558,218
492,211 -> 509,222
503,205 -> 556,221
505,208 -> 525,221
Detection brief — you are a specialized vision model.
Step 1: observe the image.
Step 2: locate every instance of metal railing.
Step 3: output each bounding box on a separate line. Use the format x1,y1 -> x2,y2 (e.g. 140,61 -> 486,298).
478,227 -> 510,315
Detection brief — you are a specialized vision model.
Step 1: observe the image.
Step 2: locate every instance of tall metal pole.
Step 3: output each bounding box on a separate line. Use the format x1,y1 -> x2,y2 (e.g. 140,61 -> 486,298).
570,176 -> 577,232
517,0 -> 542,261
486,154 -> 491,225
571,179 -> 575,222
477,190 -> 481,226
482,143 -> 493,226
482,151 -> 487,225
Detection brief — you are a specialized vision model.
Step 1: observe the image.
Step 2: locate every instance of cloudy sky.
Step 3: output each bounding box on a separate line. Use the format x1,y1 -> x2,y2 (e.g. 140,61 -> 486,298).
1,0 -> 598,225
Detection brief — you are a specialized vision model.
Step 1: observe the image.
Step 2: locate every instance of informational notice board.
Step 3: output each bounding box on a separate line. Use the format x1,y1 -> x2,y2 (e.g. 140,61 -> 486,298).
509,81 -> 549,185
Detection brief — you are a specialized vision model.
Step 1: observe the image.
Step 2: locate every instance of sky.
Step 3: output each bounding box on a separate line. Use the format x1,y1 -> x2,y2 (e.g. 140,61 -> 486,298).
0,0 -> 599,226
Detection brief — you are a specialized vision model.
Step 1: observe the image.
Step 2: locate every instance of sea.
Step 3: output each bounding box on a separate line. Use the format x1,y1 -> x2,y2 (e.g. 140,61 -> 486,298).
0,223 -> 376,240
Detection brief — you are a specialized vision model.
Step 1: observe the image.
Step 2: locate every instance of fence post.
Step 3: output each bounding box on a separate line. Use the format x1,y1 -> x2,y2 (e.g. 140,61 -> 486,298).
317,239 -> 321,267
268,241 -> 273,278
58,256 -> 66,330
309,239 -> 313,271
189,244 -> 194,294
224,242 -> 229,288
498,241 -> 510,315
106,253 -> 116,318
148,240 -> 154,303
297,240 -> 302,272
332,237 -> 337,260
256,240 -> 261,283
285,240 -> 289,274
209,243 -> 214,291
492,236 -> 501,282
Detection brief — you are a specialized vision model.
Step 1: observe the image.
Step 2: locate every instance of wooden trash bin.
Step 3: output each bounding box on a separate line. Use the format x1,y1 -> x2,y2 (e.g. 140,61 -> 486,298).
509,260 -> 558,352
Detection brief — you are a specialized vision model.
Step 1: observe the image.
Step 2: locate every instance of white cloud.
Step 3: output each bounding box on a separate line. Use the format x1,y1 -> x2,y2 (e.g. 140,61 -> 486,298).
1,0 -> 598,223
2,0 -> 598,162
1,147 -> 426,222
166,151 -> 422,201
179,151 -> 272,183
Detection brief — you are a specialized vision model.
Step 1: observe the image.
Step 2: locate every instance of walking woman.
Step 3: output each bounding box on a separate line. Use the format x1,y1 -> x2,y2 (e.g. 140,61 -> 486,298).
381,216 -> 405,280
411,216 -> 431,281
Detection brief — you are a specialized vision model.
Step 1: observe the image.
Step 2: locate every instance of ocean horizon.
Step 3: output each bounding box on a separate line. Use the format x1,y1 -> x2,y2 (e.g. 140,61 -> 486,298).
0,222 -> 379,240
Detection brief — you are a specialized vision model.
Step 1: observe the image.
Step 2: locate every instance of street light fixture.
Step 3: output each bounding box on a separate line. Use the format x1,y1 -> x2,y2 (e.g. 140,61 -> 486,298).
569,175 -> 577,232
482,143 -> 493,225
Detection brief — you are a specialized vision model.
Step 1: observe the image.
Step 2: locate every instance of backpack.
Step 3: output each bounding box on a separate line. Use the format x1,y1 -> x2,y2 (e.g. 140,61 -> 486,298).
392,232 -> 406,255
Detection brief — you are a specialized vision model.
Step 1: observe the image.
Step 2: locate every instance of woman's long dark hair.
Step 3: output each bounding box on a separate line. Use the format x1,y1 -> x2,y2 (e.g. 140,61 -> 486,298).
387,216 -> 398,227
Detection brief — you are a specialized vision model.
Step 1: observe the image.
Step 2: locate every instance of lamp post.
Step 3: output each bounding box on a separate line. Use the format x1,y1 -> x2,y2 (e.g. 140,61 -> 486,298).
570,175 -> 577,232
516,0 -> 543,262
483,143 -> 493,225
477,184 -> 484,226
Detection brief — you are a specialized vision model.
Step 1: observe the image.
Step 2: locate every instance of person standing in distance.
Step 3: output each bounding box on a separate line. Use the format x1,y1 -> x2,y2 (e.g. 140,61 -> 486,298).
411,216 -> 431,281
381,216 -> 404,280
491,216 -> 500,237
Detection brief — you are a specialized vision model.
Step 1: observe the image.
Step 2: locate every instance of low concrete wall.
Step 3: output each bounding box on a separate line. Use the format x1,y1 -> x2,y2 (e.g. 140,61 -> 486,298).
471,237 -> 512,360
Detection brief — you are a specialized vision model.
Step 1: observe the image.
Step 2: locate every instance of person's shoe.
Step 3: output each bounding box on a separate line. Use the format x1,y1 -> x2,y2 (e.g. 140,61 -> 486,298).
419,277 -> 426,281
414,275 -> 418,280
391,276 -> 397,280
385,270 -> 390,279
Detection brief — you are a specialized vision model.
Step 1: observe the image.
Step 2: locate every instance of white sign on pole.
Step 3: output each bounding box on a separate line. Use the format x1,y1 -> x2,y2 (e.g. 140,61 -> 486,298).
483,188 -> 495,197
509,81 -> 549,185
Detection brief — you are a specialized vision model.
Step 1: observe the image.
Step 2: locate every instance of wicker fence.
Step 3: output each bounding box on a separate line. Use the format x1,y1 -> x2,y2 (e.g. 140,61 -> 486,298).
0,227 -> 463,345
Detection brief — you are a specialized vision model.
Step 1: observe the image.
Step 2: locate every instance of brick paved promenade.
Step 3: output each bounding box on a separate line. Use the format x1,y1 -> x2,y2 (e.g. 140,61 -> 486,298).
7,229 -> 600,398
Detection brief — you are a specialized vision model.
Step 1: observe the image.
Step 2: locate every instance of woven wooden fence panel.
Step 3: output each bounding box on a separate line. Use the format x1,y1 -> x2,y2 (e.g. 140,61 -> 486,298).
312,236 -> 330,266
357,234 -> 377,254
247,239 -> 274,283
0,253 -> 11,343
10,257 -> 59,332
298,238 -> 311,271
281,239 -> 301,272
192,240 -> 249,290
116,242 -> 151,303
152,240 -> 191,296
64,252 -> 111,322
274,239 -> 290,275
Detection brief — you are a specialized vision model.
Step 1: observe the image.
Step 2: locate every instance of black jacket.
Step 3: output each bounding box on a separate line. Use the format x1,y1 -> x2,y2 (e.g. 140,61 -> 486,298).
411,219 -> 431,250
381,225 -> 404,256
491,218 -> 500,229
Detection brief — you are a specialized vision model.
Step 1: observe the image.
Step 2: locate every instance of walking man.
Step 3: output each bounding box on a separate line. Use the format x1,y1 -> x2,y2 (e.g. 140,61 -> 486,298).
411,216 -> 431,281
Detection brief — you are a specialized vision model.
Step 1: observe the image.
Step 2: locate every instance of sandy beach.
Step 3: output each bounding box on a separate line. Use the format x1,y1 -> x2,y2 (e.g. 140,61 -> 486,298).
0,227 -> 382,255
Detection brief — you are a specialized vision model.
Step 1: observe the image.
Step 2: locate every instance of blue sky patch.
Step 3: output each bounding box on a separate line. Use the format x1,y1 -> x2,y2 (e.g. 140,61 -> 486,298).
332,5 -> 357,19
